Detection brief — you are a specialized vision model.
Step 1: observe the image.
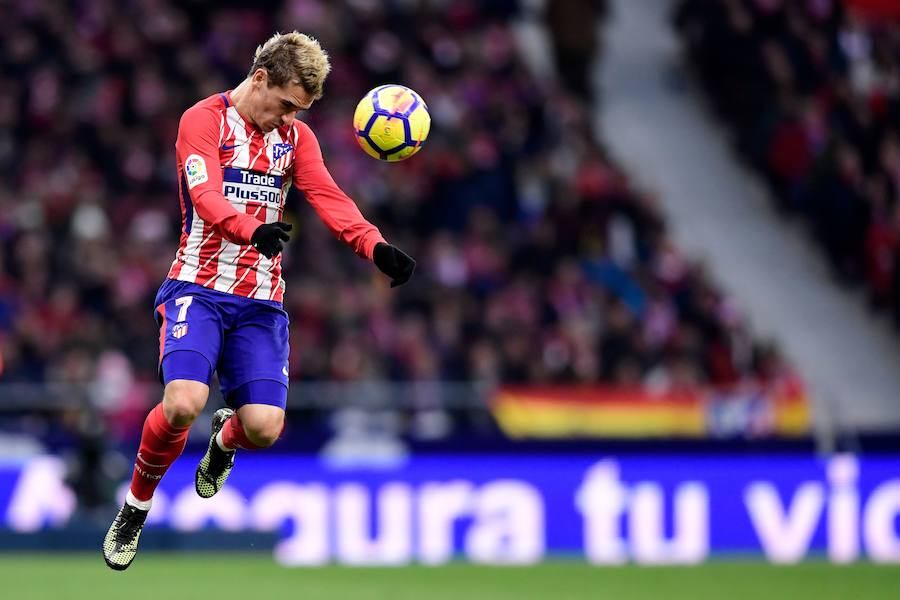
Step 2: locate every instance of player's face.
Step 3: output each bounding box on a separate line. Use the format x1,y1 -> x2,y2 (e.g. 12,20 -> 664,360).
250,69 -> 315,133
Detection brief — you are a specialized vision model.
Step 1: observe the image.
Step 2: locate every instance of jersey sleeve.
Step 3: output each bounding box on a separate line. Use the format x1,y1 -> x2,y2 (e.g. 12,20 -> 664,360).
292,121 -> 386,260
176,105 -> 261,245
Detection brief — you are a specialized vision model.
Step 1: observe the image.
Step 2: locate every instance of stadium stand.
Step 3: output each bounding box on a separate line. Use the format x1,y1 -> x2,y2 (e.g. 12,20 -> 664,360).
0,0 -> 795,446
675,0 -> 900,321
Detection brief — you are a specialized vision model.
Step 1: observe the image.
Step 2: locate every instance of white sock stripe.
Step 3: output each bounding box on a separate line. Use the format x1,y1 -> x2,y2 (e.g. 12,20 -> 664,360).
136,452 -> 168,469
215,429 -> 235,452
125,490 -> 153,511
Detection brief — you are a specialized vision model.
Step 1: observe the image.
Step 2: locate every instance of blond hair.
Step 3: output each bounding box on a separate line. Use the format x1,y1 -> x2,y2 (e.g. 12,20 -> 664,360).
250,31 -> 331,99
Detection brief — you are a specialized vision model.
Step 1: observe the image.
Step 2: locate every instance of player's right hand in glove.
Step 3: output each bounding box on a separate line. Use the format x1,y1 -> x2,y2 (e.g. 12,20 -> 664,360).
373,242 -> 416,287
251,222 -> 292,259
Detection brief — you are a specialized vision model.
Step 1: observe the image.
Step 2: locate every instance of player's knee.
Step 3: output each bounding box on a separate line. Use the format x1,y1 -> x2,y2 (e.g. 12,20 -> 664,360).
243,415 -> 284,448
162,380 -> 208,427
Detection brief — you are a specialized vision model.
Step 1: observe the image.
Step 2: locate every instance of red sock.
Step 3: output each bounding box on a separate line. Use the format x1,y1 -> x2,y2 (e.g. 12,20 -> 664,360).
129,403 -> 191,502
220,413 -> 264,450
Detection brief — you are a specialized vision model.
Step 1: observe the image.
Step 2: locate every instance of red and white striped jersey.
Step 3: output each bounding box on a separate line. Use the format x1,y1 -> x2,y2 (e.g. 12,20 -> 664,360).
167,91 -> 386,303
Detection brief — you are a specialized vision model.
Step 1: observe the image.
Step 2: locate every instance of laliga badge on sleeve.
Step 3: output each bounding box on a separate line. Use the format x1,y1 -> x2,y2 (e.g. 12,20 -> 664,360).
185,154 -> 208,189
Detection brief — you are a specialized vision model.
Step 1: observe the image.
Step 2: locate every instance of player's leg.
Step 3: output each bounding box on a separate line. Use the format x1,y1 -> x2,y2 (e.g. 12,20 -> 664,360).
223,388 -> 287,447
132,377 -> 210,499
195,384 -> 288,497
104,377 -> 211,570
195,301 -> 289,498
195,383 -> 287,497
104,283 -> 222,570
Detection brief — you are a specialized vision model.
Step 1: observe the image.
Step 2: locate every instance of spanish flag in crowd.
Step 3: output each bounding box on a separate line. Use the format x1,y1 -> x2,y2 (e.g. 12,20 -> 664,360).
490,378 -> 809,439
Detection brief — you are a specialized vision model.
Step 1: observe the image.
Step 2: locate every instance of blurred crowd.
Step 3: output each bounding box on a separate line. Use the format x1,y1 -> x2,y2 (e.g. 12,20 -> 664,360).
676,0 -> 900,318
0,0 -> 792,435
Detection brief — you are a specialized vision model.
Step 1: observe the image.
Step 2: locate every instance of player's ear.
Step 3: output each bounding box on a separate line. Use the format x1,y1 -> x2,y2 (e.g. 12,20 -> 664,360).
251,68 -> 268,87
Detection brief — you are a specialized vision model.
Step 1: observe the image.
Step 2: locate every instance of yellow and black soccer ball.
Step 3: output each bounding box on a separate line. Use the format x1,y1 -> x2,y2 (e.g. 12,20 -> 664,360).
353,84 -> 431,162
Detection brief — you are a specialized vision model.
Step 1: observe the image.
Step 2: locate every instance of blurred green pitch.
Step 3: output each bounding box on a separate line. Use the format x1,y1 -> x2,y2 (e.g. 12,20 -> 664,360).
3,555 -> 898,600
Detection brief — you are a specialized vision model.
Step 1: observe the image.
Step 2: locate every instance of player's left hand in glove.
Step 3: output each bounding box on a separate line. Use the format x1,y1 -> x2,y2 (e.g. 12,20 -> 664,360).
374,242 -> 416,287
251,221 -> 292,259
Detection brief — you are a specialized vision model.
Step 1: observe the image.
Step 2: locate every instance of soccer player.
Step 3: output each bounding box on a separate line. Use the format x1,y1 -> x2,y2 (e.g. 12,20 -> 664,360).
103,31 -> 416,570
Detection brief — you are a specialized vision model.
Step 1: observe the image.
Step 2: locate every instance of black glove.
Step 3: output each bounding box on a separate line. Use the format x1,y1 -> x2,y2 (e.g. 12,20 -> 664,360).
251,221 -> 292,259
373,242 -> 416,287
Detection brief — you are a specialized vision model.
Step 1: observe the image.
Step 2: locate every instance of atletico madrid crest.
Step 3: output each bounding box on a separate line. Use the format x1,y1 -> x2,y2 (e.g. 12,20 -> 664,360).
172,322 -> 189,339
273,143 -> 293,160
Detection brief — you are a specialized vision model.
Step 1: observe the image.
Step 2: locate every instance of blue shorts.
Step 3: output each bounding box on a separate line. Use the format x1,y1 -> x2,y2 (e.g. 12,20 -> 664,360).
154,279 -> 289,409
